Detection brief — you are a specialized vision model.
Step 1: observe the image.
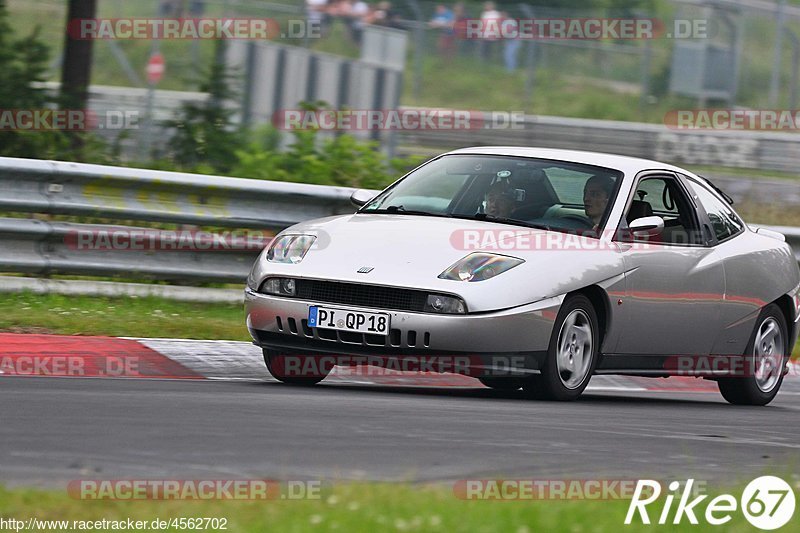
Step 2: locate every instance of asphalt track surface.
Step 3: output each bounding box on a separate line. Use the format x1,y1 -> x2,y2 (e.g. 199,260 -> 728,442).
2,375 -> 799,487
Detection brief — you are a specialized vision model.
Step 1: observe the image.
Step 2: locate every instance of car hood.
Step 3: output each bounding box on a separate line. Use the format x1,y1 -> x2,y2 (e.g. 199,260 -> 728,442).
256,213 -> 626,312
296,213 -> 499,274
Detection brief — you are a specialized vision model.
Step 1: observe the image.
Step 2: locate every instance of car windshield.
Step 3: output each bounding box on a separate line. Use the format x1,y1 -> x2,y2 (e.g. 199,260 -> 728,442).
361,154 -> 623,234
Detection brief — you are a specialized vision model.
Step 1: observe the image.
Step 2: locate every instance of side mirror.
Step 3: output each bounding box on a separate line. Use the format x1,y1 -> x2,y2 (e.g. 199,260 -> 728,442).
350,189 -> 375,208
629,216 -> 664,238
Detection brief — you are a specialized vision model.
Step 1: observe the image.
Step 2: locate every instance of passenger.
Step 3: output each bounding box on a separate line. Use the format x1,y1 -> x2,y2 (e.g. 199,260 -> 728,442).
583,175 -> 615,231
485,181 -> 515,218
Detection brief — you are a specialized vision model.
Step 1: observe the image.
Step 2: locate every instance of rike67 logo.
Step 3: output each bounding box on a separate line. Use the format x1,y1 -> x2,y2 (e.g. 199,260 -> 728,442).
625,476 -> 795,530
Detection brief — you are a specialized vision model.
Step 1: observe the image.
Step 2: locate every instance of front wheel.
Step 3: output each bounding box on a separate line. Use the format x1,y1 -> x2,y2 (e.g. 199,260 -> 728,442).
717,304 -> 788,406
523,294 -> 599,401
263,349 -> 331,385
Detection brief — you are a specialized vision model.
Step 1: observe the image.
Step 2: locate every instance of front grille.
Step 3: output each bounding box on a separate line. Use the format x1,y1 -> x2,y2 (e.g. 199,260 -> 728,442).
274,315 -> 429,348
294,279 -> 429,312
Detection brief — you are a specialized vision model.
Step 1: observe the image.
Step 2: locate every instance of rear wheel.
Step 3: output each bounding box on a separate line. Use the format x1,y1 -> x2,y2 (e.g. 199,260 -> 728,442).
523,294 -> 599,401
263,349 -> 331,385
717,304 -> 788,406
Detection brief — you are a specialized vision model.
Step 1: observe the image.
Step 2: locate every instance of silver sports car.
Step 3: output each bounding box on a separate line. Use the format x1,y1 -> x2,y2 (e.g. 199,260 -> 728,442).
245,147 -> 800,405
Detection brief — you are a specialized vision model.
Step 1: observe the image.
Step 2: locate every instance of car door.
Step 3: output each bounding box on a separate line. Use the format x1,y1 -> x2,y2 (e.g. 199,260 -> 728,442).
612,172 -> 725,357
682,175 -> 775,356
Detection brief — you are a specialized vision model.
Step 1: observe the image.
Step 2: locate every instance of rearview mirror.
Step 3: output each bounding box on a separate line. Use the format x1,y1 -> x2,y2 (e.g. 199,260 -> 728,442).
629,216 -> 664,238
350,189 -> 376,208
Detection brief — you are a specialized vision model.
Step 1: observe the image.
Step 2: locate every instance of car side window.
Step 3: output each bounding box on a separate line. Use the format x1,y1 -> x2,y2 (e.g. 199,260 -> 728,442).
685,178 -> 744,243
624,177 -> 701,245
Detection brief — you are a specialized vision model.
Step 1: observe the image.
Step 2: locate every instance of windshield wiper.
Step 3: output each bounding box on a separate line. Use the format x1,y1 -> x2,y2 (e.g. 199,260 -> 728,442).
465,213 -> 553,231
365,205 -> 450,217
364,208 -> 555,231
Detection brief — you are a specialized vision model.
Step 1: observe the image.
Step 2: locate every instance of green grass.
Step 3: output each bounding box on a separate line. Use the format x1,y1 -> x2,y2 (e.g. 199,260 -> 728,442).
1,482 -> 798,533
400,53 -> 696,122
0,292 -> 249,340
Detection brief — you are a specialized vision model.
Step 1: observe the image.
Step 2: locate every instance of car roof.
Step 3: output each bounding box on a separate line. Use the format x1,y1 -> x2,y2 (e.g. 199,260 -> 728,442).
444,146 -> 694,177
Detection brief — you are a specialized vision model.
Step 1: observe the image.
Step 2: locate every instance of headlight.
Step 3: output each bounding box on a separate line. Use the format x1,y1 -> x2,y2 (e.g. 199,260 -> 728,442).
439,253 -> 524,282
267,234 -> 316,264
260,277 -> 297,296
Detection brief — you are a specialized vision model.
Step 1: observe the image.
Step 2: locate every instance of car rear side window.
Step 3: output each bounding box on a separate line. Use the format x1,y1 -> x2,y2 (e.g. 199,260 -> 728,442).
685,178 -> 744,243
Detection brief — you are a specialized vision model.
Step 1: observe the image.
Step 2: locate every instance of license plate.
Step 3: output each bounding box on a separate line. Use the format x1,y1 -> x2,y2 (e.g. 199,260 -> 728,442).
308,306 -> 390,335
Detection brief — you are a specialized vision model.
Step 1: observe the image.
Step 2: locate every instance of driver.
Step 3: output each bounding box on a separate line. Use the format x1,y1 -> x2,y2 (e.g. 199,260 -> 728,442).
583,175 -> 615,230
484,181 -> 515,218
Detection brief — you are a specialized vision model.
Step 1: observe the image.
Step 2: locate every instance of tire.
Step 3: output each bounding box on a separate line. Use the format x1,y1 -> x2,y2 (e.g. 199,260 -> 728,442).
478,377 -> 525,390
523,294 -> 599,401
717,304 -> 788,406
263,349 -> 331,386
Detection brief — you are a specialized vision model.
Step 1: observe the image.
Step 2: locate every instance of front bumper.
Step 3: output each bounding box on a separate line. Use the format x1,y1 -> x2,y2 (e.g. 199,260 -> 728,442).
244,287 -> 562,375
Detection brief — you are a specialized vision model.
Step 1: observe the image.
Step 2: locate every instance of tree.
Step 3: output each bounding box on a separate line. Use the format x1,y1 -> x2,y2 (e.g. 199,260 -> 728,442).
166,40 -> 243,172
60,0 -> 97,150
0,0 -> 64,158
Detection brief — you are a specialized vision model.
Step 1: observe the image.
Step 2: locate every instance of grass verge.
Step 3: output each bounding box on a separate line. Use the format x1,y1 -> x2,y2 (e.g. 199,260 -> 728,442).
0,292 -> 249,341
1,482 -> 798,533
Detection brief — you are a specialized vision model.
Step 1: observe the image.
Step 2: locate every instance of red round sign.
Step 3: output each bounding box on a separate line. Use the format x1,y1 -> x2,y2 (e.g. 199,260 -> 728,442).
146,53 -> 165,85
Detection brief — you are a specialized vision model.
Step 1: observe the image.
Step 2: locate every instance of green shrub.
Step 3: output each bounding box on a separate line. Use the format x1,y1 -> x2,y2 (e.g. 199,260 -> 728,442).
232,124 -> 424,189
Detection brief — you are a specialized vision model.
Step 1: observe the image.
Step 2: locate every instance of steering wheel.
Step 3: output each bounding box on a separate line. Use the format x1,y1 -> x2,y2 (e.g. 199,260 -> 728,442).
558,214 -> 594,229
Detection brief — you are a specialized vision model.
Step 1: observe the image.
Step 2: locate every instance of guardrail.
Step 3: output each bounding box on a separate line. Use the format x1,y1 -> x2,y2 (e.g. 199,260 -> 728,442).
0,157 -> 797,283
0,218 -> 264,283
0,157 -> 358,229
396,112 -> 800,173
0,157 -> 361,282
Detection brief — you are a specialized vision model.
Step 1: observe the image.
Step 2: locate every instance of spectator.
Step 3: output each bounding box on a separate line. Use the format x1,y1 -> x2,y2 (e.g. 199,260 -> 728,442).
374,1 -> 404,29
451,3 -> 471,56
188,0 -> 205,16
429,4 -> 455,58
362,4 -> 380,25
351,0 -> 371,43
329,0 -> 353,19
501,11 -> 520,72
159,0 -> 182,16
372,2 -> 390,25
479,1 -> 501,60
306,0 -> 331,36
